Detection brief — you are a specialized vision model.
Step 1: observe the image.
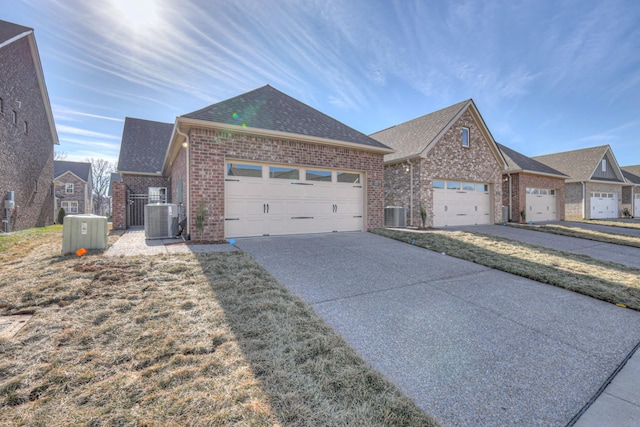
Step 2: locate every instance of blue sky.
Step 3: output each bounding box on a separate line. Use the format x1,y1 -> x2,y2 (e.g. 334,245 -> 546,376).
4,0 -> 640,166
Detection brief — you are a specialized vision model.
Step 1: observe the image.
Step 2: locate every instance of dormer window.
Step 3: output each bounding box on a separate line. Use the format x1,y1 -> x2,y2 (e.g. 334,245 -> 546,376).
462,127 -> 469,147
602,159 -> 607,172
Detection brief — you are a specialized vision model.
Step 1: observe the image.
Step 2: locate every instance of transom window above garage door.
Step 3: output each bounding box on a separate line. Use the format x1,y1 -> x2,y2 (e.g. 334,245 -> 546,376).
591,192 -> 614,198
526,188 -> 555,195
433,180 -> 489,192
225,162 -> 361,184
227,163 -> 263,177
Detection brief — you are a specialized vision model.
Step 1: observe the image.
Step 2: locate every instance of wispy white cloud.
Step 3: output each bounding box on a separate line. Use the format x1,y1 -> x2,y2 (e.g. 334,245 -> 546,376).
56,124 -> 120,140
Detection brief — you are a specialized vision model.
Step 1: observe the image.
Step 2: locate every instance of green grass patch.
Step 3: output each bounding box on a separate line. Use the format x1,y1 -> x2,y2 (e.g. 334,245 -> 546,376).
0,225 -> 62,252
0,227 -> 438,426
373,228 -> 640,311
509,223 -> 640,248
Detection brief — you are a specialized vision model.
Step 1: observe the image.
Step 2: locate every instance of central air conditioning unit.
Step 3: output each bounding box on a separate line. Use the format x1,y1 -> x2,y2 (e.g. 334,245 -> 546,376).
145,203 -> 179,239
384,206 -> 407,227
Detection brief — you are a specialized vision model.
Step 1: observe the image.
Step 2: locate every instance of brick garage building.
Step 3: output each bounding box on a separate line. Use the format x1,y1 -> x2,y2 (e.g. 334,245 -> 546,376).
371,100 -> 506,228
498,143 -> 567,223
533,145 -> 626,220
114,86 -> 392,241
0,20 -> 58,231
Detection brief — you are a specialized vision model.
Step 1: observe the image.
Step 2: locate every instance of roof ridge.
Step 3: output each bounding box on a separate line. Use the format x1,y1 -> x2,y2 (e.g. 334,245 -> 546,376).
371,99 -> 470,136
532,144 -> 610,159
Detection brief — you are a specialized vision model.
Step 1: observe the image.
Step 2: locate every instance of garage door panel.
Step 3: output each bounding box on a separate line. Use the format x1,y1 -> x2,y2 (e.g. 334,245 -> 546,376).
590,193 -> 618,219
635,194 -> 640,217
526,191 -> 557,222
434,183 -> 491,227
225,163 -> 363,238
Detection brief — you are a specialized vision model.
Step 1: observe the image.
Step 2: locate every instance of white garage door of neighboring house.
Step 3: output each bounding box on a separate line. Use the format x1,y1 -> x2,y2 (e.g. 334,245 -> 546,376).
433,180 -> 491,227
590,192 -> 618,219
636,193 -> 640,217
526,188 -> 557,222
225,162 -> 363,238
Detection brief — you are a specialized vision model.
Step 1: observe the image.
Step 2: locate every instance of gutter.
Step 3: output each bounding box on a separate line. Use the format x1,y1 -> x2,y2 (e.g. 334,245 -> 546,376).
581,181 -> 586,219
507,173 -> 512,222
175,126 -> 190,237
407,159 -> 414,226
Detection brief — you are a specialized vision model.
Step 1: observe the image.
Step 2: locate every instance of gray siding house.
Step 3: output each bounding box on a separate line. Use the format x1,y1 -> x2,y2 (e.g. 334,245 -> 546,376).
0,19 -> 58,231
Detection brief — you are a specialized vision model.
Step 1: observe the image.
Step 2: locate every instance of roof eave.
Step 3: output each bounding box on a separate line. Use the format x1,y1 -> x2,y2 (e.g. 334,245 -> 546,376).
181,117 -> 394,153
117,170 -> 165,177
383,154 -> 425,165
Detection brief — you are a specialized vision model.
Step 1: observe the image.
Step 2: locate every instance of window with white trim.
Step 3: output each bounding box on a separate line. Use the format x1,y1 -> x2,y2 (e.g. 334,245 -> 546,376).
461,127 -> 470,147
148,187 -> 167,203
62,201 -> 78,213
65,183 -> 74,193
602,159 -> 607,172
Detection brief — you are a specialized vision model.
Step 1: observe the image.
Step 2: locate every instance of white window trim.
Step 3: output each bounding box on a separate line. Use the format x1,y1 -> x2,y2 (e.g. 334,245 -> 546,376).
62,201 -> 78,214
461,127 -> 470,148
65,183 -> 74,193
602,159 -> 607,172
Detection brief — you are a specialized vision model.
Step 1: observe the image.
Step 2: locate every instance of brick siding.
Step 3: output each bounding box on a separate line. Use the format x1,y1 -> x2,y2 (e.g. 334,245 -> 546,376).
502,172 -> 565,222
0,35 -> 54,231
171,127 -> 385,241
564,182 -> 624,219
54,173 -> 90,215
384,109 -> 503,227
111,181 -> 126,230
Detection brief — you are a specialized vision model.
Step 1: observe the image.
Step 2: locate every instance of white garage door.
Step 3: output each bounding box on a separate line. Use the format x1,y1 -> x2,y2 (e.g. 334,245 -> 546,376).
433,180 -> 491,227
225,162 -> 363,238
526,188 -> 557,222
635,194 -> 640,218
590,192 -> 618,219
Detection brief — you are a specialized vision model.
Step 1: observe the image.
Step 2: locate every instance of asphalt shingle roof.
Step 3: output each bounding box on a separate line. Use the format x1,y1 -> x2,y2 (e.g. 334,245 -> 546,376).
54,161 -> 91,182
0,19 -> 31,45
117,118 -> 173,174
498,143 -> 567,177
369,100 -> 470,162
621,166 -> 640,185
182,85 -> 390,150
532,145 -> 620,181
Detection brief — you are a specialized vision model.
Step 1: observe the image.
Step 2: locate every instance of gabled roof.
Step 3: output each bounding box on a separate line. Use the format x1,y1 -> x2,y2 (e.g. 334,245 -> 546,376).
181,85 -> 390,151
0,19 -> 58,145
0,19 -> 31,45
54,160 -> 91,182
621,166 -> 640,185
370,100 -> 469,163
498,143 -> 567,178
370,99 -> 505,167
532,145 -> 625,183
118,117 -> 173,174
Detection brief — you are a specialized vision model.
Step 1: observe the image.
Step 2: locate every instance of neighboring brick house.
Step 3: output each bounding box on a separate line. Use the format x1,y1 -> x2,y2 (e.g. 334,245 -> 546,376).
621,166 -> 640,218
533,145 -> 626,220
0,19 -> 58,232
113,85 -> 392,241
115,117 -> 173,227
53,161 -> 93,216
498,143 -> 567,223
370,99 -> 506,227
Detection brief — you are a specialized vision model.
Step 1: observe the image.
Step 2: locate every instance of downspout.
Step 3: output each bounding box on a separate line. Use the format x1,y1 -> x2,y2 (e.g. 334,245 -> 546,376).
507,173 -> 512,222
581,181 -> 586,219
407,159 -> 414,226
175,126 -> 190,237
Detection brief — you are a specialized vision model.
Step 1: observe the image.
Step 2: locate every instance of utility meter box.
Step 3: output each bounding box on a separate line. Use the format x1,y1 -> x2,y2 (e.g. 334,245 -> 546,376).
62,214 -> 108,255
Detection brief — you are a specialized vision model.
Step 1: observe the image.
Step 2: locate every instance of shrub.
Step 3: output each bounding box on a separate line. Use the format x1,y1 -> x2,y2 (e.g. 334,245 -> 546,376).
56,207 -> 66,225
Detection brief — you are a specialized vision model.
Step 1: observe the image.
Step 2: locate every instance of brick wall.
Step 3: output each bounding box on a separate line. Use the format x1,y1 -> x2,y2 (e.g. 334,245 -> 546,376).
502,173 -> 565,222
175,127 -> 385,241
0,35 -> 54,231
565,183 -> 584,219
384,109 -> 504,227
111,181 -> 126,230
54,173 -> 90,215
121,174 -> 170,196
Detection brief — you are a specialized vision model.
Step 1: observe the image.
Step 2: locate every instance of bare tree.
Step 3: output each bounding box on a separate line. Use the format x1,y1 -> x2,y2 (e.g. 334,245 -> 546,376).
54,151 -> 68,160
87,158 -> 116,216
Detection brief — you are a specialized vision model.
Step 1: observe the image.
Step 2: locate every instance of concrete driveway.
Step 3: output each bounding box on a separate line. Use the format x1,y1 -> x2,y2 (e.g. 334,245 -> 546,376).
236,232 -> 640,426
450,224 -> 640,269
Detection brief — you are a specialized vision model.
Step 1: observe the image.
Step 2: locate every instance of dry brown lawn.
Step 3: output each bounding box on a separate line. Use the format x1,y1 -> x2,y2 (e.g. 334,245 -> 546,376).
374,228 -> 640,311
0,227 -> 438,426
509,223 -> 640,248
571,219 -> 640,230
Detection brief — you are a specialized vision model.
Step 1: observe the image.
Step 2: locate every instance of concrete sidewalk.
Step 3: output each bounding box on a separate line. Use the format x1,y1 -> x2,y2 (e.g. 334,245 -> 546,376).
104,228 -> 237,256
236,232 -> 640,426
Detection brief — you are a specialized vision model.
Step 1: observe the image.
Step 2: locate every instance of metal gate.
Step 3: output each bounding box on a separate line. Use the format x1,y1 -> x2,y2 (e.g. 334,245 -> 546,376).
127,192 -> 148,226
